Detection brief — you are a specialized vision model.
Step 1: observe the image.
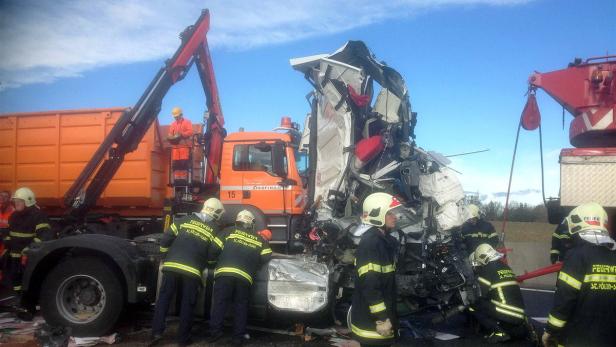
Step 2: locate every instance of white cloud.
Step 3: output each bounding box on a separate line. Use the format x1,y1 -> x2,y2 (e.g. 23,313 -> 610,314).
0,0 -> 532,90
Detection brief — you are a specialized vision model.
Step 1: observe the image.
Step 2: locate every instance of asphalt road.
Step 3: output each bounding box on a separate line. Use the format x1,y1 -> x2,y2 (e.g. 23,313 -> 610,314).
1,286 -> 554,346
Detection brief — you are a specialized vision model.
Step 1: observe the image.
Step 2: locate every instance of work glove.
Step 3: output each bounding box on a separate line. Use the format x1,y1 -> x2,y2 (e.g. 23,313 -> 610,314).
550,253 -> 559,264
541,331 -> 557,347
375,318 -> 393,337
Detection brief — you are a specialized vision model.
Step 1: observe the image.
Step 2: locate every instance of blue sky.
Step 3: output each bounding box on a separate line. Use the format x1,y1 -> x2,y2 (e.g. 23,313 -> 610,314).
1,0 -> 614,204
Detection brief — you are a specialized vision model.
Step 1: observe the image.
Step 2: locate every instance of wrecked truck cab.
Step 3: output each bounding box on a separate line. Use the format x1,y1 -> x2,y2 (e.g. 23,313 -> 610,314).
291,41 -> 479,321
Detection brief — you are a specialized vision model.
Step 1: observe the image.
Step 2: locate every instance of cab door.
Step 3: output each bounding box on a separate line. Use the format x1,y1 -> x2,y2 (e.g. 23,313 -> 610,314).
232,141 -> 287,214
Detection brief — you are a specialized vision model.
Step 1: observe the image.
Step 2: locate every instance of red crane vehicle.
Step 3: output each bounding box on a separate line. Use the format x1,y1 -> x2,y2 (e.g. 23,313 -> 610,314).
520,55 -> 616,226
515,56 -> 616,282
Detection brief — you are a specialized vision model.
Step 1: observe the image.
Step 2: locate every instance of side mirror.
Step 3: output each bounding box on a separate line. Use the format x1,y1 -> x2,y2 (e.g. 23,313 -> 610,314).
271,142 -> 287,178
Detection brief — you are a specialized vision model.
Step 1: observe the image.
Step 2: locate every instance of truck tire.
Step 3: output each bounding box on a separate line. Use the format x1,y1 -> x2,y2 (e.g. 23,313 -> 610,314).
40,257 -> 124,337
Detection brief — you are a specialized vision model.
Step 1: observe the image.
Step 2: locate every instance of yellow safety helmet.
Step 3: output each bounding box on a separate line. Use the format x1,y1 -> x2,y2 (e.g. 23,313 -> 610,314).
467,204 -> 480,219
471,243 -> 502,266
362,192 -> 401,227
236,210 -> 255,229
12,187 -> 37,207
566,202 -> 608,235
171,106 -> 183,118
201,198 -> 225,221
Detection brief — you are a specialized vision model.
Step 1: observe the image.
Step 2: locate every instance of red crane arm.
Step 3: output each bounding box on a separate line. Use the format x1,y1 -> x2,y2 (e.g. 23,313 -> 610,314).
526,56 -> 616,147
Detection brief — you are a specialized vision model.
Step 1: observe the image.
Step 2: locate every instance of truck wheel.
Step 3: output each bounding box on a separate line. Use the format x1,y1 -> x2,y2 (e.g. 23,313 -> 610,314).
40,257 -> 124,337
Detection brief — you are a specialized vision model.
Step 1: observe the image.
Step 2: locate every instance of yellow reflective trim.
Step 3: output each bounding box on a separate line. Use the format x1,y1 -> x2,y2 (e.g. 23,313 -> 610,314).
548,314 -> 566,328
213,236 -> 223,249
495,306 -> 525,319
550,249 -> 560,254
552,233 -> 570,239
159,246 -> 168,253
227,233 -> 262,247
35,223 -> 50,231
215,267 -> 253,284
9,231 -> 35,238
491,281 -> 519,289
369,302 -> 386,314
357,263 -> 395,277
170,223 -> 179,236
477,276 -> 491,286
162,261 -> 201,277
584,274 -> 616,283
497,287 -> 506,303
13,286 -> 22,291
558,271 -> 582,290
488,232 -> 499,238
491,300 -> 525,314
10,252 -> 22,258
33,237 -> 42,243
350,323 -> 393,339
260,248 -> 272,256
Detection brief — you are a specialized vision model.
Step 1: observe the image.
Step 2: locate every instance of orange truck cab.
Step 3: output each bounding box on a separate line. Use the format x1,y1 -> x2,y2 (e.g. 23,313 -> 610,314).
219,128 -> 308,245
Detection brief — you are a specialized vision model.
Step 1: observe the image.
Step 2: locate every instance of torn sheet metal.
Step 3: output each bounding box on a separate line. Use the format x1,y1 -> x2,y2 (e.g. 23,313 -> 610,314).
267,258 -> 329,313
292,41 -> 470,233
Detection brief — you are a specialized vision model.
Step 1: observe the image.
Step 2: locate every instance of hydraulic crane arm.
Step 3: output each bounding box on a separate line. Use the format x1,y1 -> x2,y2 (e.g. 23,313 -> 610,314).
64,9 -> 224,219
523,56 -> 616,147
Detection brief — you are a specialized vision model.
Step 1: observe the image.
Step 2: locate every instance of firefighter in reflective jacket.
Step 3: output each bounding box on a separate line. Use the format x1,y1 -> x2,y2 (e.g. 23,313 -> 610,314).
470,243 -> 533,343
4,188 -> 53,293
0,190 -> 14,280
167,107 -> 194,184
542,203 -> 616,347
208,210 -> 272,345
461,204 -> 499,253
550,220 -> 573,264
350,192 -> 400,346
150,198 -> 225,347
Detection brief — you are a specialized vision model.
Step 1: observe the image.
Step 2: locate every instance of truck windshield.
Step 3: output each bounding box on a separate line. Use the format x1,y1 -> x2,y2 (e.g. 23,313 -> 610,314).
233,144 -> 287,176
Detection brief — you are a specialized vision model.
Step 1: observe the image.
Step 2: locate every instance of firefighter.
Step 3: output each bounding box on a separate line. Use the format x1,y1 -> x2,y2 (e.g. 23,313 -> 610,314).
469,243 -> 533,343
208,210 -> 272,346
350,192 -> 400,347
167,107 -> 194,187
542,203 -> 616,347
4,188 -> 53,293
150,198 -> 225,347
0,190 -> 14,281
549,220 -> 572,264
461,204 -> 499,253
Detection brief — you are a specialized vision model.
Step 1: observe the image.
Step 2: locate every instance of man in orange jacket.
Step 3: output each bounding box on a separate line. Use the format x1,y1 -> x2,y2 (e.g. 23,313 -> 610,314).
167,107 -> 193,185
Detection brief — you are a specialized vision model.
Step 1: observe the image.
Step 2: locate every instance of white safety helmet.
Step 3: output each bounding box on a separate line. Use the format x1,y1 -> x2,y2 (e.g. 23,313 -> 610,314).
566,203 -> 614,249
566,202 -> 608,235
362,192 -> 401,227
467,204 -> 480,220
471,243 -> 503,266
201,198 -> 225,221
13,187 -> 37,207
236,210 -> 255,229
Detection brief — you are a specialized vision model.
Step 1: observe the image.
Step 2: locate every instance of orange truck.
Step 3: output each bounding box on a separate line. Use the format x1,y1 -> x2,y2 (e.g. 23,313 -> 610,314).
0,108 -> 305,243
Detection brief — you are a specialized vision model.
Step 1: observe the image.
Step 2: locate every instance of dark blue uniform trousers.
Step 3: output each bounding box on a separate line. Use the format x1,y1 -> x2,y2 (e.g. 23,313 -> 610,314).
151,271 -> 200,344
209,276 -> 251,339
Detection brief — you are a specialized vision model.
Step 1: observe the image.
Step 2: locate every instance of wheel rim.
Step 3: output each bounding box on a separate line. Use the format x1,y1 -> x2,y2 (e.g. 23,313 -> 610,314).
56,275 -> 106,324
